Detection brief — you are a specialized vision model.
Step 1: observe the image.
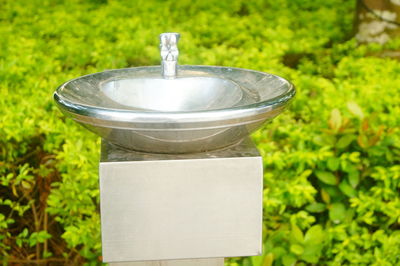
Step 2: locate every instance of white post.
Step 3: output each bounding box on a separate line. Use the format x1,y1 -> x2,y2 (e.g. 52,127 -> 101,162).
110,258 -> 224,266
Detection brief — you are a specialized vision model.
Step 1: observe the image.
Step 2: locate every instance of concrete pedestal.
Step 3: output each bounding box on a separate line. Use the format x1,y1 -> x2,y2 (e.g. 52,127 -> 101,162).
99,139 -> 263,264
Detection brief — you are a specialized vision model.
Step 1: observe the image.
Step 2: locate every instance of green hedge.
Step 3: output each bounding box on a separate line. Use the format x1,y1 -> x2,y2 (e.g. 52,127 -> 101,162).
1,0 -> 399,265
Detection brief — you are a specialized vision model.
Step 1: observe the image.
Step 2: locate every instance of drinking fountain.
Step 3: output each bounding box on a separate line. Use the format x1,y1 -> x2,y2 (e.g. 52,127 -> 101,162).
54,33 -> 295,265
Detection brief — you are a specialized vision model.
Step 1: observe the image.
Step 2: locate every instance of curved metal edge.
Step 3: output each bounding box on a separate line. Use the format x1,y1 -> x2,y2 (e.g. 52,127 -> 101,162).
53,65 -> 296,126
54,93 -> 292,130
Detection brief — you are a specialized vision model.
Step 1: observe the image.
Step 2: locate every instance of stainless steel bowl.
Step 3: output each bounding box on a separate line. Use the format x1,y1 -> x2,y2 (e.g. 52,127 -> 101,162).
54,33 -> 295,153
54,65 -> 294,153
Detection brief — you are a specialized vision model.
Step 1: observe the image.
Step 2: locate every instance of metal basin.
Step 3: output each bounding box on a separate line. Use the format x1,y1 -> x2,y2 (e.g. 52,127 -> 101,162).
54,66 -> 294,153
101,76 -> 243,112
54,33 -> 295,153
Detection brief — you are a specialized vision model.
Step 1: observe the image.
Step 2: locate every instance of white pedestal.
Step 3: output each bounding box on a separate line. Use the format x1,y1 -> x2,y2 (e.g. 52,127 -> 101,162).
110,258 -> 224,266
99,139 -> 263,263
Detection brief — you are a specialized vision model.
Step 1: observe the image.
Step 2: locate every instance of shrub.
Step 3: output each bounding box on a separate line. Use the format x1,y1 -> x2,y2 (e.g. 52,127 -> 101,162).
1,0 -> 399,265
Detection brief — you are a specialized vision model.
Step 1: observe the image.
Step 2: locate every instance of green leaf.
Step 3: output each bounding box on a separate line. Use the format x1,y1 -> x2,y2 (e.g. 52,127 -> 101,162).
300,244 -> 322,264
271,247 -> 287,259
242,258 -> 252,266
290,244 -> 304,255
348,170 -> 360,188
336,134 -> 356,149
43,251 -> 53,259
329,203 -> 346,224
339,180 -> 356,197
329,109 -> 342,131
347,102 -> 364,119
290,224 -> 304,243
282,254 -> 296,266
21,180 -> 31,190
20,228 -> 28,237
28,231 -> 52,247
313,134 -> 336,147
304,225 -> 325,245
321,189 -> 331,204
300,253 -> 319,264
251,254 -> 263,266
342,162 -> 357,173
315,171 -> 337,185
327,157 -> 340,171
305,202 -> 326,213
324,186 -> 344,199
263,253 -> 274,266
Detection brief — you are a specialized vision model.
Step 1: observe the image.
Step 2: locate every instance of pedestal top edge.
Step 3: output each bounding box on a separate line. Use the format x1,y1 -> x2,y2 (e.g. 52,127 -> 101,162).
100,138 -> 260,162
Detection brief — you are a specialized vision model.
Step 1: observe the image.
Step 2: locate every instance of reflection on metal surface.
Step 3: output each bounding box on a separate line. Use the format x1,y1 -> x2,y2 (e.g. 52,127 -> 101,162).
101,137 -> 260,162
101,76 -> 242,112
54,33 -> 295,153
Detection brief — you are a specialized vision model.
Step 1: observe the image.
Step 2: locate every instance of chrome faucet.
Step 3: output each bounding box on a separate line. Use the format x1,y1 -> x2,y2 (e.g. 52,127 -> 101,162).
160,33 -> 180,79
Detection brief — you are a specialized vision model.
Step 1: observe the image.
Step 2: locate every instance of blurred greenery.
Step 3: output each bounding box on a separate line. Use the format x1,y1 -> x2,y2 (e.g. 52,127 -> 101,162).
1,0 -> 400,265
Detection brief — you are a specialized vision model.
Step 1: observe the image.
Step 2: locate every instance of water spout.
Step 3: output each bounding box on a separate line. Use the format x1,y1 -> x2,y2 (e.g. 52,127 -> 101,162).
160,32 -> 180,79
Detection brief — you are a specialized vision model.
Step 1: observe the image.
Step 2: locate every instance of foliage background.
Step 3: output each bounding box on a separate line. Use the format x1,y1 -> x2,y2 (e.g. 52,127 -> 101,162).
1,0 -> 400,265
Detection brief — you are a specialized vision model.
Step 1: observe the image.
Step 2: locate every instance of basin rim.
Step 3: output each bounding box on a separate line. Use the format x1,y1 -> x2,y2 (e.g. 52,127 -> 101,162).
54,65 -> 295,127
